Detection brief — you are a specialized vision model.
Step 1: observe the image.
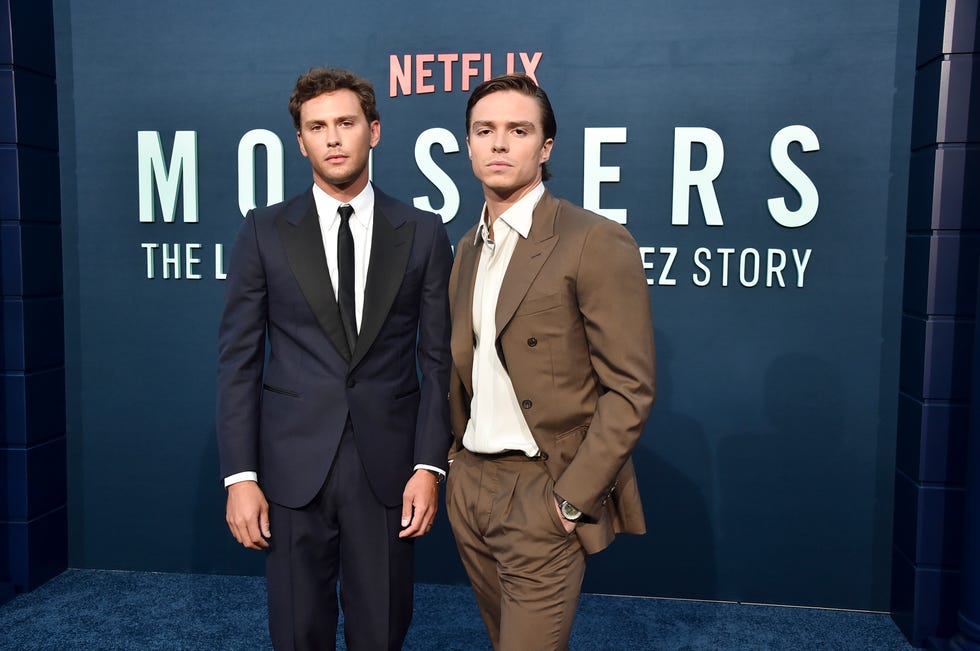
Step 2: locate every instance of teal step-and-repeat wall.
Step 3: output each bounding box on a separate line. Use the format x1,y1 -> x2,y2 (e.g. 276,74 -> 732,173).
55,0 -> 919,610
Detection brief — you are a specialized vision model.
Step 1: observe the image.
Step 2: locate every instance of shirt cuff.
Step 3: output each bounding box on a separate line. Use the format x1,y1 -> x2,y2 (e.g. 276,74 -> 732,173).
224,471 -> 258,487
414,463 -> 446,478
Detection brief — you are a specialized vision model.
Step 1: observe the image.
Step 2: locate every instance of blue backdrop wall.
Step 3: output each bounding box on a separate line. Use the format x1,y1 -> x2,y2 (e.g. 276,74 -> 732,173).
54,0 -> 920,610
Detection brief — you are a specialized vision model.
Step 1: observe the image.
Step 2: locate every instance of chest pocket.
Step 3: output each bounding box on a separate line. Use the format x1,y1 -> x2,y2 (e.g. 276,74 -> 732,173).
514,291 -> 562,317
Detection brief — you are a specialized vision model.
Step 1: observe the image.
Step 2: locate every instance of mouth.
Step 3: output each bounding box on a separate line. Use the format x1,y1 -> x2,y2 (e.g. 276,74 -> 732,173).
325,154 -> 348,163
487,160 -> 512,169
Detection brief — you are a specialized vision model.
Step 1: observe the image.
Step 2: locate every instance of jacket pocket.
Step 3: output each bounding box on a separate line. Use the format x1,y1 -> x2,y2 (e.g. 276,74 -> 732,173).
555,424 -> 588,441
262,384 -> 300,398
514,291 -> 562,316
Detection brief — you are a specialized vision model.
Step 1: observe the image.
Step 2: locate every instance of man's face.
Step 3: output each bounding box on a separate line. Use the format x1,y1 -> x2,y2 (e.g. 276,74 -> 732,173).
467,90 -> 553,201
296,89 -> 380,198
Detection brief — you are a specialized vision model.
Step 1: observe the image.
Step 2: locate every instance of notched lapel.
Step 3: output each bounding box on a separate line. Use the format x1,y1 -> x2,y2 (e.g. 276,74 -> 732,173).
277,200 -> 351,361
351,204 -> 415,369
495,196 -> 560,337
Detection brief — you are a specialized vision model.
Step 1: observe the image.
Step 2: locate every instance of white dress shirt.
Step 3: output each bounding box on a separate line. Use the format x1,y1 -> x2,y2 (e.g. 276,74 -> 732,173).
462,182 -> 545,456
313,182 -> 374,329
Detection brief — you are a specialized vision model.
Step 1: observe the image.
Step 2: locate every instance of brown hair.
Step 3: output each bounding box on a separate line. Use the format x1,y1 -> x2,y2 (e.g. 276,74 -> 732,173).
289,67 -> 380,130
465,74 -> 557,180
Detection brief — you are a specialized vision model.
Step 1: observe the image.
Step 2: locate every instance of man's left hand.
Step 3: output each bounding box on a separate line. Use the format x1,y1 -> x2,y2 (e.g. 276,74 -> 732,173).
398,469 -> 439,539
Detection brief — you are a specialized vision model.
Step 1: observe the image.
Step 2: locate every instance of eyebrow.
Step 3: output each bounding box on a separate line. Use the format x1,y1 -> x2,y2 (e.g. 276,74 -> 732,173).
305,114 -> 359,125
471,120 -> 536,130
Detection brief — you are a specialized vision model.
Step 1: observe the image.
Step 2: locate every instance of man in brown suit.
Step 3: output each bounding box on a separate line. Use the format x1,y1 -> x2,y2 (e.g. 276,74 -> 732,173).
446,74 -> 656,650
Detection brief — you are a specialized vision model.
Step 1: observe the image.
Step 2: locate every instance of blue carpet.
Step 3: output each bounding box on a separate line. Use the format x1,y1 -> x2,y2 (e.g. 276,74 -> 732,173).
0,570 -> 915,650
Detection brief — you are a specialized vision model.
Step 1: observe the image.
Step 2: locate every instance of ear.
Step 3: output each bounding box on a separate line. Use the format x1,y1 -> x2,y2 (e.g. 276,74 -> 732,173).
369,120 -> 381,148
296,131 -> 308,158
540,137 -> 554,163
466,137 -> 472,159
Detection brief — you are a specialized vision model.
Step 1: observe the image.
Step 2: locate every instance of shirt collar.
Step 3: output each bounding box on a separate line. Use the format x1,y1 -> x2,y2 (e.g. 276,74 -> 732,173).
472,182 -> 545,245
312,182 -> 375,229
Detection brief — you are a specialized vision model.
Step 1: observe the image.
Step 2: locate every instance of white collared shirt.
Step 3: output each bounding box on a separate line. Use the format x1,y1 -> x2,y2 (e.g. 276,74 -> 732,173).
462,182 -> 545,456
312,182 -> 374,331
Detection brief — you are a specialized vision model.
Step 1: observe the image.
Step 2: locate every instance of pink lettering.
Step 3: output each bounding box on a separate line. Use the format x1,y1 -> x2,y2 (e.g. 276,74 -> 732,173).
390,54 -> 411,97
416,54 -> 435,94
437,53 -> 459,92
520,52 -> 543,84
461,52 -> 481,91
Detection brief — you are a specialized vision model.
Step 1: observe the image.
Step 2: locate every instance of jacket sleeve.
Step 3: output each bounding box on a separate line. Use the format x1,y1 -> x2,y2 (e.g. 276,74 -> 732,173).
412,217 -> 454,471
553,217 -> 656,519
215,211 -> 268,481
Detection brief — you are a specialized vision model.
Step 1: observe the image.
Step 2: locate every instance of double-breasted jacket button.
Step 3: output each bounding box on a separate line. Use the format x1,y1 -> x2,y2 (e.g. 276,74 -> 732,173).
521,399 -> 533,409
527,337 -> 537,347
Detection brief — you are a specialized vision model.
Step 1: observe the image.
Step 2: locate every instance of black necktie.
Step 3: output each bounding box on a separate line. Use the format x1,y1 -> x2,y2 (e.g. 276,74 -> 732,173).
337,204 -> 357,355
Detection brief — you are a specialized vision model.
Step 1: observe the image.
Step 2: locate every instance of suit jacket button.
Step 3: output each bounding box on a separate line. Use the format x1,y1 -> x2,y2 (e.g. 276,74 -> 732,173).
527,337 -> 537,347
521,399 -> 532,409
347,378 -> 356,388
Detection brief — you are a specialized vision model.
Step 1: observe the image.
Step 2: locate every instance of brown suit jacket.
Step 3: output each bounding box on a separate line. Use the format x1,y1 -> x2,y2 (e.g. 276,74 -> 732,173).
448,190 -> 656,554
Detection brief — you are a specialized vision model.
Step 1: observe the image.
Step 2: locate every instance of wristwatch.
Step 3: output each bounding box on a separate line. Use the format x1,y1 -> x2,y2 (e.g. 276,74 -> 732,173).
423,468 -> 445,484
559,498 -> 582,522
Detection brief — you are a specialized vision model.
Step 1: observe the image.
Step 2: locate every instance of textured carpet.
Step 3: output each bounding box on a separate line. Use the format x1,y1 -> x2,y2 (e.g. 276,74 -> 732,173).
0,570 -> 915,650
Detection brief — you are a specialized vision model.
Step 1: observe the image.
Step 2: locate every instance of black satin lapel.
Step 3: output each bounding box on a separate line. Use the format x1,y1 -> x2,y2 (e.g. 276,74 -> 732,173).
350,208 -> 415,369
277,203 -> 351,361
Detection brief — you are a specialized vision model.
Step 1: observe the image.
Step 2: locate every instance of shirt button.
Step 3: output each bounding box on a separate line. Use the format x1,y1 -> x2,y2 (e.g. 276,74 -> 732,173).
527,337 -> 537,347
347,378 -> 356,388
521,399 -> 532,409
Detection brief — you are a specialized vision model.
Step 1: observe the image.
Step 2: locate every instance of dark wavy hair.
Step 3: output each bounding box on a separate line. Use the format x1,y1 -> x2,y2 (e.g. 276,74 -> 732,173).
288,67 -> 379,130
465,74 -> 557,181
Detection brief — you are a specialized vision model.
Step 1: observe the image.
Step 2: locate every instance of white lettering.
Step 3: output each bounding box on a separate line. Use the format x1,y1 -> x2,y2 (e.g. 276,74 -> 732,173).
768,125 -> 820,227
413,128 -> 460,223
185,243 -> 202,280
767,248 -> 786,287
138,131 -> 198,223
141,242 -> 158,278
693,247 -> 711,286
583,127 -> 627,224
215,243 -> 227,280
162,243 -> 181,279
793,248 -> 812,288
672,127 -> 724,226
739,248 -> 760,287
238,129 -> 284,217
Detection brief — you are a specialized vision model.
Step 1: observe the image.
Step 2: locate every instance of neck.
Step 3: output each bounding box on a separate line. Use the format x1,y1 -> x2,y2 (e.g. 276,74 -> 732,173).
314,173 -> 369,204
483,178 -> 541,224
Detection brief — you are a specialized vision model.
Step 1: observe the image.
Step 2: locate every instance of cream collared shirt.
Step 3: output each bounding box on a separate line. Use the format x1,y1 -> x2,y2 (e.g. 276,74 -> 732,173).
462,182 -> 545,456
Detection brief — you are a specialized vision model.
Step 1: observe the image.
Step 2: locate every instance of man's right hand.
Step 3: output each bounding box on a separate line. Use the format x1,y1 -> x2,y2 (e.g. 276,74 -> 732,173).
226,480 -> 271,550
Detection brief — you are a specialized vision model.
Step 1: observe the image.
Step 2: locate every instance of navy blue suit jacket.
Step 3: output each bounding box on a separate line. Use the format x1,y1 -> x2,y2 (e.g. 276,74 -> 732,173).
216,186 -> 452,509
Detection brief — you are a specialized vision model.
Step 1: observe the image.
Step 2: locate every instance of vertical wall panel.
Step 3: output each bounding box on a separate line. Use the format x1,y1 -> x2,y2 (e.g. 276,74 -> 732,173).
0,0 -> 67,602
892,0 -> 980,646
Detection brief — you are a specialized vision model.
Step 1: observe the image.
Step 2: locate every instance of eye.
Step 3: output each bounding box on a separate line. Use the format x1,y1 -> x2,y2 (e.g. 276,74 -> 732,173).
310,124 -> 322,132
513,128 -> 527,136
476,128 -> 491,136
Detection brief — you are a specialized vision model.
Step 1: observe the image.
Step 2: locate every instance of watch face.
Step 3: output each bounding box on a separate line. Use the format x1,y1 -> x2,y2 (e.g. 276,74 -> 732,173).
561,501 -> 581,521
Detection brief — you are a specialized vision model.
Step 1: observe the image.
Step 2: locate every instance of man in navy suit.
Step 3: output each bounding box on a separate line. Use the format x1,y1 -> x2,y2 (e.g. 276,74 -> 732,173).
216,67 -> 452,651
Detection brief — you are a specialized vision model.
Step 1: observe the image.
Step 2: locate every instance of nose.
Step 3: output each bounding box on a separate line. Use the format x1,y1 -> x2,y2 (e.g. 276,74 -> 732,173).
325,126 -> 341,146
491,132 -> 508,153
